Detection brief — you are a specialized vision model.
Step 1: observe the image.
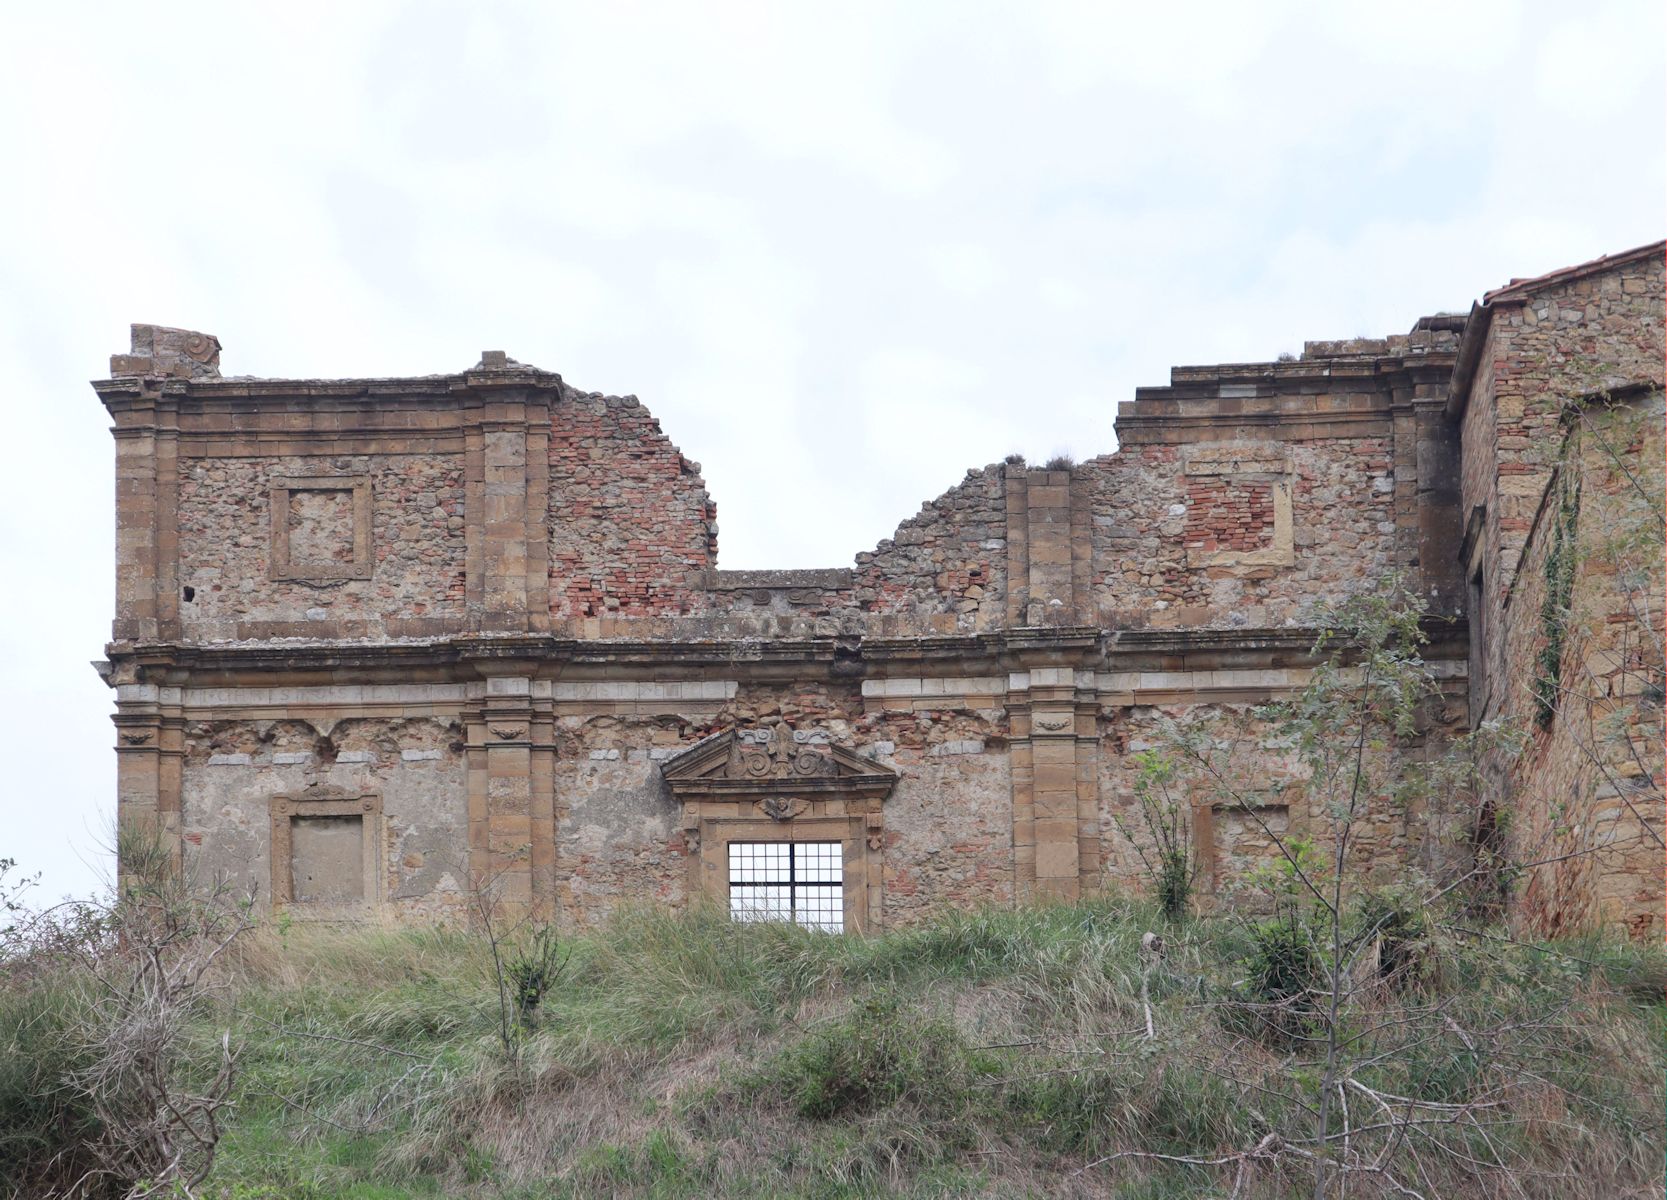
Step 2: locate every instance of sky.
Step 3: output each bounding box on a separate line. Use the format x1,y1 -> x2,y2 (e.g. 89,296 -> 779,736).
0,0 -> 1661,905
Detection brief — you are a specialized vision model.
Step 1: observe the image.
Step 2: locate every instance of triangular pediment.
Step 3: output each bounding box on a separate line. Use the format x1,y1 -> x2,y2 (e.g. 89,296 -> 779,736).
660,729 -> 898,801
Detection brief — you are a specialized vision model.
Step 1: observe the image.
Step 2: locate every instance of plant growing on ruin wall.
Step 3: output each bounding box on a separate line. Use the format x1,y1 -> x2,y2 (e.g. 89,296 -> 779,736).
1517,388 -> 1666,927
1533,456 -> 1582,726
1117,578 -> 1570,1198
1107,749 -> 1197,920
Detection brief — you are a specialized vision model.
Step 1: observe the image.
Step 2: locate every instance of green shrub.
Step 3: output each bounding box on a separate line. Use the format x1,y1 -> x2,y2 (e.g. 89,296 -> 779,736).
1355,888 -> 1431,989
507,925 -> 567,1027
765,994 -> 982,1121
1232,912 -> 1326,1045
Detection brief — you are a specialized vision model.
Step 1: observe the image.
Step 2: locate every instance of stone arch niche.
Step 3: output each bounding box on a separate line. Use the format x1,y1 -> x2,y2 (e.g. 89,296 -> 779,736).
659,727 -> 898,932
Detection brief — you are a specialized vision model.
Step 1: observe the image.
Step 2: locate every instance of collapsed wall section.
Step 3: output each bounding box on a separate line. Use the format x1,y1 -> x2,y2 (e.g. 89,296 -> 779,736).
547,385 -> 717,622
854,464 -> 1009,634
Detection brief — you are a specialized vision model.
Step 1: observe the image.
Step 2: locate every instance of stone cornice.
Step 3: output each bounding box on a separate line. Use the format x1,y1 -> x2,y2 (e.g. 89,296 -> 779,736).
1117,346 -> 1458,445
90,369 -> 570,434
100,619 -> 1464,689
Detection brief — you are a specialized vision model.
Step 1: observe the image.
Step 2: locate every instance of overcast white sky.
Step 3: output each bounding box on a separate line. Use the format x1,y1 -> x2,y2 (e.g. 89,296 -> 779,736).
0,1 -> 1661,904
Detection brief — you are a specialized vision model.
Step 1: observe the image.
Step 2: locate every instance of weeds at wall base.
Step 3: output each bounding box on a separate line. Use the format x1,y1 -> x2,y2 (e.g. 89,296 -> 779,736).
3,898 -> 1663,1199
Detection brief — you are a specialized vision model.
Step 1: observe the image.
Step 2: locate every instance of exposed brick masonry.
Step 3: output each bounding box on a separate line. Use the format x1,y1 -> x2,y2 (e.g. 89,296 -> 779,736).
1182,478 -> 1274,554
547,386 -> 716,621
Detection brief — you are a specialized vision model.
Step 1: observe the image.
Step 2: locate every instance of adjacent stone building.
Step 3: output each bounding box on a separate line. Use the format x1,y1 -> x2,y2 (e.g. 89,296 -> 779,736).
1449,243 -> 1665,938
94,242 -> 1664,937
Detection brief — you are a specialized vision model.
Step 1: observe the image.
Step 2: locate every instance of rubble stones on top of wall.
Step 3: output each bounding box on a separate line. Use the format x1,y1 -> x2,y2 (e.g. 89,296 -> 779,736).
854,464 -> 1008,633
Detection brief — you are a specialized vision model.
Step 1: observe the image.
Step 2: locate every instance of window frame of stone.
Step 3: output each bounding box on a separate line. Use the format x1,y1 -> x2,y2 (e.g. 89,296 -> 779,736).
269,788 -> 383,914
659,730 -> 898,933
269,474 -> 374,581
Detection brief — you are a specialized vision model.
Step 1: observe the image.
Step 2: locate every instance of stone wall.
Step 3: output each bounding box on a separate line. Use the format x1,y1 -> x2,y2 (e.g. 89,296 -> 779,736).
1453,246 -> 1666,940
96,245 -> 1662,939
1460,247 -> 1666,715
854,464 -> 1008,634
1083,437 -> 1398,630
1098,677 -> 1472,912
541,679 -> 1015,930
1489,396 -> 1664,939
178,454 -> 468,641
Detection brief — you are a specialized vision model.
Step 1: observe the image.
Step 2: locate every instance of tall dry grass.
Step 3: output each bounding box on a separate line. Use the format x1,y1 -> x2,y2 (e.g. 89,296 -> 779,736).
5,898 -> 1664,1198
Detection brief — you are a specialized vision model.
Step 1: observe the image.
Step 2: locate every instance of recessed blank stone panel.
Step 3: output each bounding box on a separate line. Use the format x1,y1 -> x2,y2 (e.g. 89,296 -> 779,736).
291,814 -> 365,904
287,489 -> 355,566
1215,804 -> 1289,884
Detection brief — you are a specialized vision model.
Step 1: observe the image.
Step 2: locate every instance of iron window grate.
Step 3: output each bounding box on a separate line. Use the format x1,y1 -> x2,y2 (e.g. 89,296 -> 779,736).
728,841 -> 844,932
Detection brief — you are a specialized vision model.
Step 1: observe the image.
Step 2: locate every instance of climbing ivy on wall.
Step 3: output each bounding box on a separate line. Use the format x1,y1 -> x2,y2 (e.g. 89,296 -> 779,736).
1532,460 -> 1581,728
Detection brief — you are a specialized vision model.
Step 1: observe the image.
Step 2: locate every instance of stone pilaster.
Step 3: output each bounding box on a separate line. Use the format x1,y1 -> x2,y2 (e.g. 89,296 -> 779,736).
154,424 -> 181,640
112,418 -> 160,642
462,357 -> 556,633
466,674 -> 542,913
1024,468 -> 1074,625
1004,468 -> 1029,626
112,682 -> 185,876
1008,667 -> 1100,903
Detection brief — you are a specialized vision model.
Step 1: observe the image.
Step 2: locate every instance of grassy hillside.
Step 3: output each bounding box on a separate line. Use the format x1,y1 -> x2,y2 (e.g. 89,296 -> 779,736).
5,899 -> 1664,1199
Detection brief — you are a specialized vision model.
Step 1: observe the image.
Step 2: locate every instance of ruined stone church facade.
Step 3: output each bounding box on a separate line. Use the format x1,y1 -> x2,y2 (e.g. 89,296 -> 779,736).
95,243 -> 1664,937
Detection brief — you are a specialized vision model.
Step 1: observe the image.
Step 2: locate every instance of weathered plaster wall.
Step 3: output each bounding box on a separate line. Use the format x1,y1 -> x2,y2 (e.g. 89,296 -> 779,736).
180,716 -> 470,922
551,714 -> 692,928
858,695 -> 1013,924
874,746 -> 1014,924
1098,688 -> 1470,910
178,454 -> 467,641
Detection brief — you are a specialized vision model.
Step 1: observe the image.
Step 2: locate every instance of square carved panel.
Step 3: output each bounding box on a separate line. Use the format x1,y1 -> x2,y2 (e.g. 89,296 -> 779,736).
270,475 -> 373,580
